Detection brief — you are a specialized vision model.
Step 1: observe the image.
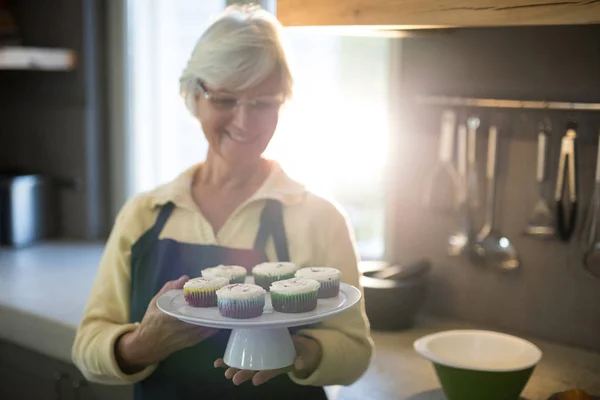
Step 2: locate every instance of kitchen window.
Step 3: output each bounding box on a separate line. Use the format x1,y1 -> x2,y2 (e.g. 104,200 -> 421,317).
121,0 -> 391,259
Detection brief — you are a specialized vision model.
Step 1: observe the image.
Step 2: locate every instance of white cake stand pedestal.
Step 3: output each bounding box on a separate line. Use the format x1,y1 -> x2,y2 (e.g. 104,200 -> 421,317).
224,327 -> 296,370
157,282 -> 361,370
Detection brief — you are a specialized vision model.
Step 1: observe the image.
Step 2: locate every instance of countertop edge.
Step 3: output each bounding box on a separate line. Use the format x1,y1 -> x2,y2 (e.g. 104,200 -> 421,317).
0,303 -> 76,364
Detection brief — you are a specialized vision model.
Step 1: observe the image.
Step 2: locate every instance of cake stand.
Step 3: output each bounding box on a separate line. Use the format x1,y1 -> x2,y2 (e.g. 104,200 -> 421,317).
156,281 -> 361,371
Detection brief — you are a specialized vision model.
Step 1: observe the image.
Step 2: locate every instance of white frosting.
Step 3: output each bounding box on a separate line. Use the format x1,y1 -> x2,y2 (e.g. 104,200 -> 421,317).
184,277 -> 229,289
295,267 -> 341,281
202,265 -> 247,279
270,278 -> 321,294
252,262 -> 298,277
216,284 -> 266,299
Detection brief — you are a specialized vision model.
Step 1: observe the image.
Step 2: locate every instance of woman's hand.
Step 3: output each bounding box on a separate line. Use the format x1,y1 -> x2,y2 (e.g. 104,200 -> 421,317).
116,275 -> 219,374
214,334 -> 322,386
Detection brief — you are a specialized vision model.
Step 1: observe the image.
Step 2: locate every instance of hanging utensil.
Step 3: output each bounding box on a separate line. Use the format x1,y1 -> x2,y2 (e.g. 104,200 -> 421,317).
581,130 -> 600,280
580,131 -> 600,252
423,110 -> 460,212
472,126 -> 520,271
555,122 -> 578,242
448,124 -> 470,256
466,116 -> 481,215
524,123 -> 555,238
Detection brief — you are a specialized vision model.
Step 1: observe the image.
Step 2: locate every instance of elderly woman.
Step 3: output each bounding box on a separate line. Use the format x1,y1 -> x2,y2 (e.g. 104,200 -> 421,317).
72,5 -> 373,400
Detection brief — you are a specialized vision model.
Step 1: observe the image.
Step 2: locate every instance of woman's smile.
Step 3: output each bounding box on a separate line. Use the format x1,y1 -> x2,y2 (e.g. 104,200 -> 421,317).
224,129 -> 259,144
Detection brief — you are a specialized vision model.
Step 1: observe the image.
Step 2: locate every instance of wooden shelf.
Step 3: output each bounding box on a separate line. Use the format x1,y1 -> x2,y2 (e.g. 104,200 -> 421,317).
0,46 -> 77,71
416,95 -> 600,111
277,0 -> 600,28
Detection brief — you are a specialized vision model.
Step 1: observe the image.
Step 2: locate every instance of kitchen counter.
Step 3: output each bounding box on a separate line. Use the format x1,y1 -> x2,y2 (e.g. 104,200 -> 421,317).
1,242 -> 599,400
0,241 -> 105,363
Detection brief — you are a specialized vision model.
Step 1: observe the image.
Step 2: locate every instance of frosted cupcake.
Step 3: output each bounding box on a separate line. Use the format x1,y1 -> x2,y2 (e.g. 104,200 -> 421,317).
252,262 -> 299,291
216,283 -> 266,319
295,267 -> 341,298
183,277 -> 229,307
202,265 -> 247,284
270,278 -> 321,313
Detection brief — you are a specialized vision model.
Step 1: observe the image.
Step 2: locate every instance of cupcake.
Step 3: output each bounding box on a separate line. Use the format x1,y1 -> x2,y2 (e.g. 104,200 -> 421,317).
270,278 -> 321,313
252,262 -> 298,291
183,277 -> 229,307
295,267 -> 341,298
216,283 -> 266,319
201,265 -> 247,284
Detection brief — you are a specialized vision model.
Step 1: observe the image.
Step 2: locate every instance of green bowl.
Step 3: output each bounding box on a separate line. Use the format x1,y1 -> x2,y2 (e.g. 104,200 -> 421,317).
414,330 -> 542,400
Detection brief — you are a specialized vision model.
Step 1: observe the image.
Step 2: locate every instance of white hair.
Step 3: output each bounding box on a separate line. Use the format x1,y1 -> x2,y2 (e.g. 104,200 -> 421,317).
179,4 -> 294,116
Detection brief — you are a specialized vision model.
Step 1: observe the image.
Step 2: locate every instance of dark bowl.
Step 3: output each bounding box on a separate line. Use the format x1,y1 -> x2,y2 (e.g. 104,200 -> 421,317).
360,261 -> 430,331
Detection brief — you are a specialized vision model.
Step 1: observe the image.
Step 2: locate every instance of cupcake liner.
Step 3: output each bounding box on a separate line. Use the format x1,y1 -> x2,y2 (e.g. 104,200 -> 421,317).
229,275 -> 247,284
254,273 -> 296,291
317,279 -> 340,298
271,291 -> 318,313
184,289 -> 218,307
218,296 -> 265,319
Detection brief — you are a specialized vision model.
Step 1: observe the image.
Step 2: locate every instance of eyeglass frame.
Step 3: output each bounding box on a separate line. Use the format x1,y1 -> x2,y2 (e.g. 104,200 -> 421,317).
196,79 -> 284,113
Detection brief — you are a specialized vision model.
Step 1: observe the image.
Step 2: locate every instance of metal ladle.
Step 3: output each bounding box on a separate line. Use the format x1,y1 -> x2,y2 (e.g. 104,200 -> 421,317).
472,126 -> 521,271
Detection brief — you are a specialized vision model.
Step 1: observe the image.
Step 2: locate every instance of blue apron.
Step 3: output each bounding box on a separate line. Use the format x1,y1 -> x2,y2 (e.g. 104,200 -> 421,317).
129,199 -> 328,399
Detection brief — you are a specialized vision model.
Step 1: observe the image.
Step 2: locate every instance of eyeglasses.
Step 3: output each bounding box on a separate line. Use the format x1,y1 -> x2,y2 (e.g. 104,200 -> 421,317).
197,80 -> 283,113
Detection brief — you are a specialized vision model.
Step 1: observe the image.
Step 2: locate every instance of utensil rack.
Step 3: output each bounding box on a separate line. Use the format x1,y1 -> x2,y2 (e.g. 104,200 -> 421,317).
416,95 -> 600,112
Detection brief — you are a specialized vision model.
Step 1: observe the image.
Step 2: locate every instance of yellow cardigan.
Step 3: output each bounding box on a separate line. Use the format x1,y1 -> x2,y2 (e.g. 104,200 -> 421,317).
72,162 -> 373,387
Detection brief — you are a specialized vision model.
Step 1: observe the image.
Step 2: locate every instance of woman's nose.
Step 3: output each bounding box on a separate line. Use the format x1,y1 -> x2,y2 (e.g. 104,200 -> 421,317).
230,104 -> 252,130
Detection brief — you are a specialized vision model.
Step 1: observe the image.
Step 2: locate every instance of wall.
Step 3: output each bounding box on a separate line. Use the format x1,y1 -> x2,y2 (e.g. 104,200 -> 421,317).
389,25 -> 600,351
0,0 -> 107,239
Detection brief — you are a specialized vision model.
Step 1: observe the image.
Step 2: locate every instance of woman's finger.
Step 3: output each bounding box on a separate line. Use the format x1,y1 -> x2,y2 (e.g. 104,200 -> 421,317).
149,276 -> 191,312
225,367 -> 240,380
214,358 -> 227,368
293,334 -> 313,355
294,356 -> 306,371
252,367 -> 287,386
232,369 -> 256,385
291,335 -> 321,375
168,275 -> 190,290
156,275 -> 189,298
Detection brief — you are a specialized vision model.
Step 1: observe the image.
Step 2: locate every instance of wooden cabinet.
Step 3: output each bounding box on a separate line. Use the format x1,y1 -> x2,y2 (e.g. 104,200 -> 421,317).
0,340 -> 132,400
277,0 -> 600,28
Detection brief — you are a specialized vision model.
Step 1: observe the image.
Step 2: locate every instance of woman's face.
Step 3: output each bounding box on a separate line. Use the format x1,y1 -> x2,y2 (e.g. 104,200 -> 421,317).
196,72 -> 283,165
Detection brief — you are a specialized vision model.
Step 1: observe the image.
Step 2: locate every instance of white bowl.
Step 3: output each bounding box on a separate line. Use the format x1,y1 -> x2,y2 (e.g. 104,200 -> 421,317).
414,329 -> 542,372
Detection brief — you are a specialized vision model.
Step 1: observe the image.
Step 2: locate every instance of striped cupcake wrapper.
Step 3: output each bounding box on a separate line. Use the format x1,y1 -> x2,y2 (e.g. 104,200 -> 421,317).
218,296 -> 265,319
317,279 -> 340,298
271,291 -> 318,313
184,290 -> 218,307
254,273 -> 296,291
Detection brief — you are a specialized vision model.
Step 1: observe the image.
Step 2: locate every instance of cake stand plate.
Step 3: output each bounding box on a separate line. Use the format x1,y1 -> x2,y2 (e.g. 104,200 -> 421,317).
157,282 -> 361,370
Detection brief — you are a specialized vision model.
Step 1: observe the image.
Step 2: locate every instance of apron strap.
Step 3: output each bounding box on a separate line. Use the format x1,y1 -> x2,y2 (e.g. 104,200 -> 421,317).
253,199 -> 290,262
152,202 -> 176,236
